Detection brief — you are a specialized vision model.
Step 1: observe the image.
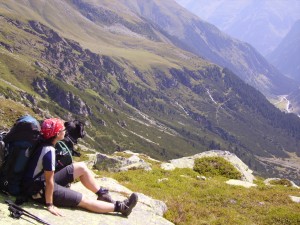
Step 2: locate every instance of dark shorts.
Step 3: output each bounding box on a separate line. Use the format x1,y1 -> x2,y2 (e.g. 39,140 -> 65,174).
28,164 -> 82,207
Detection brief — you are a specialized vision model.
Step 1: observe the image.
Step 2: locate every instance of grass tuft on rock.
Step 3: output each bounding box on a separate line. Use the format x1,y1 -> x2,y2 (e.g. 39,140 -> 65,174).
193,156 -> 242,179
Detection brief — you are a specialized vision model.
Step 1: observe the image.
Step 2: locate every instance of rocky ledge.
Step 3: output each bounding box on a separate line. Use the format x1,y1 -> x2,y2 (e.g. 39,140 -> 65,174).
0,176 -> 173,225
1,149 -> 300,224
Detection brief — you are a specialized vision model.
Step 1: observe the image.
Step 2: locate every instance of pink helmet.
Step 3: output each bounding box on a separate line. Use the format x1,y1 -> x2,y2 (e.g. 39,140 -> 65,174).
41,118 -> 64,139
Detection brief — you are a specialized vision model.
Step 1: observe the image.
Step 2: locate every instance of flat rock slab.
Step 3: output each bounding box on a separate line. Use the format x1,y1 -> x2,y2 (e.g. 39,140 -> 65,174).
226,179 -> 257,188
0,177 -> 173,225
289,195 -> 300,203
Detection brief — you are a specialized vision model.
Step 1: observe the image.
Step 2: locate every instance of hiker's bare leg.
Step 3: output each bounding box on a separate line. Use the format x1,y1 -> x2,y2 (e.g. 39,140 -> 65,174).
77,196 -> 115,213
73,162 -> 99,193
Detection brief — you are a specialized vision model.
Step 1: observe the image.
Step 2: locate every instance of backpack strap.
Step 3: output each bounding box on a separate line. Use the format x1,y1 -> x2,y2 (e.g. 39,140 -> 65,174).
56,141 -> 72,158
55,141 -> 73,171
27,142 -> 48,181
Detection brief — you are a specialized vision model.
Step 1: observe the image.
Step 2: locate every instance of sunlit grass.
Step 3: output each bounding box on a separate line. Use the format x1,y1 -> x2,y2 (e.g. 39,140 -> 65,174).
96,166 -> 300,225
0,98 -> 39,129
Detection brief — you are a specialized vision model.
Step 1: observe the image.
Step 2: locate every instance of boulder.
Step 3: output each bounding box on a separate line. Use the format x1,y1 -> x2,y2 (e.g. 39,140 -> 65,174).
165,150 -> 255,183
160,163 -> 175,171
94,153 -> 152,172
264,178 -> 299,188
94,153 -> 123,172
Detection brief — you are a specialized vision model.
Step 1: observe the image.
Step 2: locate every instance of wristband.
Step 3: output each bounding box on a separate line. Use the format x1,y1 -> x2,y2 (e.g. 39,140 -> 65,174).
46,203 -> 53,207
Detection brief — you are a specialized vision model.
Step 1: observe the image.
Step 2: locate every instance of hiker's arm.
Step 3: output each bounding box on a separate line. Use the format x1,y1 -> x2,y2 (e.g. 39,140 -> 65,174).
44,170 -> 62,216
44,170 -> 54,204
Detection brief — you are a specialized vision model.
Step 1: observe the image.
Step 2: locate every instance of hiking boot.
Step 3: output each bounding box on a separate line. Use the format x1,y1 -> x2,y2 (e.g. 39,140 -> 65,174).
116,193 -> 138,216
97,187 -> 115,204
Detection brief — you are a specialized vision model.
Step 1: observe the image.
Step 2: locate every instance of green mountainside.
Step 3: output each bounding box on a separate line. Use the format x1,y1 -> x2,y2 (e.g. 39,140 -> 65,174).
1,0 -> 295,96
1,0 -> 300,182
116,0 -> 296,96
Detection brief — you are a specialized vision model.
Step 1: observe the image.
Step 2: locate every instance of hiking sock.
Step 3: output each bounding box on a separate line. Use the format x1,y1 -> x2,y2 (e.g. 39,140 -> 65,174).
95,187 -> 108,196
114,201 -> 121,212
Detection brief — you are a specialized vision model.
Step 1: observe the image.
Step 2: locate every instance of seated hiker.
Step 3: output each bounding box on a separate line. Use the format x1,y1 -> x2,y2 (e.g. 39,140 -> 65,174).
22,118 -> 138,216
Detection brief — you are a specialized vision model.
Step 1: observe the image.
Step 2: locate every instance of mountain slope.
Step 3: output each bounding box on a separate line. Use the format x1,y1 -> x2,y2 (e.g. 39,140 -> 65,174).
266,19 -> 300,116
1,0 -> 300,182
1,0 -> 295,97
175,0 -> 300,56
267,20 -> 300,84
287,88 -> 300,116
117,0 -> 296,96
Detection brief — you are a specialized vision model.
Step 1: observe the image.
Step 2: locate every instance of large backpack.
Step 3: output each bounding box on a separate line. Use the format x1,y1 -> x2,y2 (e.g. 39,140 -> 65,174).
0,115 -> 41,196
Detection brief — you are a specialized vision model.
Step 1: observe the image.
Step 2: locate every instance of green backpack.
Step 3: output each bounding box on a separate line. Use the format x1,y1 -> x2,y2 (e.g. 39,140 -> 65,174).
55,141 -> 73,171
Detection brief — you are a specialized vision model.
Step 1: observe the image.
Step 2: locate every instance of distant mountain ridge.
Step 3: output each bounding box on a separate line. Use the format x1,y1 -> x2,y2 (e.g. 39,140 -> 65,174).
175,0 -> 300,56
267,19 -> 300,116
267,19 -> 300,84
